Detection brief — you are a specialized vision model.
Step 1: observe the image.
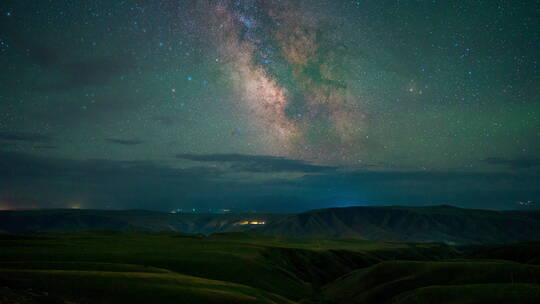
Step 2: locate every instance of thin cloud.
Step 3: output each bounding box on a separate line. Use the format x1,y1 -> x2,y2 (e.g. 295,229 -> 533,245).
106,139 -> 145,146
483,157 -> 540,169
176,153 -> 337,173
0,132 -> 53,143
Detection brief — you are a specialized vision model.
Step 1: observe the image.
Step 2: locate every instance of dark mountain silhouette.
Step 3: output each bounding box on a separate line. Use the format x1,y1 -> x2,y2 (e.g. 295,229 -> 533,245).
259,205 -> 540,244
2,205 -> 540,244
0,209 -> 284,235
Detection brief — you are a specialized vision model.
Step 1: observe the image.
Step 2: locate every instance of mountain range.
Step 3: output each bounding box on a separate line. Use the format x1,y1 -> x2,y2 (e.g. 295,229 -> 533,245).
1,205 -> 540,244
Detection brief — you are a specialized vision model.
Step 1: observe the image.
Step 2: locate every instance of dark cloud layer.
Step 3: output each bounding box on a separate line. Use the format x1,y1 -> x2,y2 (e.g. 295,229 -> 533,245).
0,132 -> 53,143
25,43 -> 62,66
483,157 -> 540,169
33,145 -> 58,150
2,21 -> 135,90
106,139 -> 145,146
55,57 -> 136,89
1,151 -> 538,211
35,56 -> 137,91
176,153 -> 336,173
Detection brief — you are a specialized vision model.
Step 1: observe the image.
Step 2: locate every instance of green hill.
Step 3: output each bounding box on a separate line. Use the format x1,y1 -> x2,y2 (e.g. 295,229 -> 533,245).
0,267 -> 294,304
1,231 -> 540,303
469,242 -> 540,265
0,231 -> 458,303
323,260 -> 540,304
393,283 -> 540,304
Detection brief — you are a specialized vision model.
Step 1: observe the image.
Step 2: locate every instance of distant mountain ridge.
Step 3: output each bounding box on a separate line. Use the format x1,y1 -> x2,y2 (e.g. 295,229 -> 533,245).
259,205 -> 540,244
1,205 -> 540,244
0,209 -> 285,235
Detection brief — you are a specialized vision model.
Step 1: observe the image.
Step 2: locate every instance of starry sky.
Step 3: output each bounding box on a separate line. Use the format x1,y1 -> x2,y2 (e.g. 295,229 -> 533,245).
0,0 -> 539,212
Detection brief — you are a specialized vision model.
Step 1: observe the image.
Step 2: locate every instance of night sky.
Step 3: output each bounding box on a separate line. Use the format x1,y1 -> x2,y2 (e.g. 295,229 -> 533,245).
0,0 -> 539,212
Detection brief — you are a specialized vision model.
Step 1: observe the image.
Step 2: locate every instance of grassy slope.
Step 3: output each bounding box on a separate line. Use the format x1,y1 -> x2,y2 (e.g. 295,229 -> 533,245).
0,232 -> 313,301
0,268 -> 294,304
0,231 -> 456,303
324,260 -> 540,304
4,232 -> 540,303
394,283 -> 540,304
469,242 -> 540,265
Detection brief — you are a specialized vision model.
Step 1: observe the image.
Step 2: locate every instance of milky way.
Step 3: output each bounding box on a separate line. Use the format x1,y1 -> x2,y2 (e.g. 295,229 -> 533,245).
197,0 -> 367,163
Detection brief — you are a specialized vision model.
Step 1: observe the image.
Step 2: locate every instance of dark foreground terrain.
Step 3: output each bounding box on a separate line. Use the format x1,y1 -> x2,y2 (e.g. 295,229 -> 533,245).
1,231 -> 540,303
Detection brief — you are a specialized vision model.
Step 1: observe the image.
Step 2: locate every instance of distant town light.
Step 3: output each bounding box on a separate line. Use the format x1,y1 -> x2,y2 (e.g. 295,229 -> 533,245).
236,220 -> 266,225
